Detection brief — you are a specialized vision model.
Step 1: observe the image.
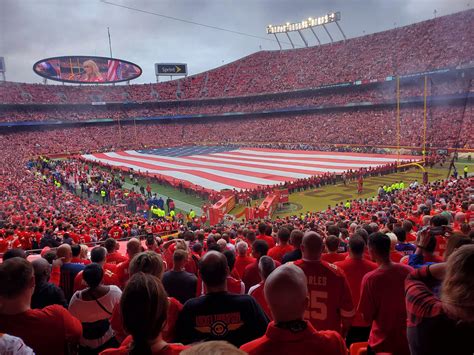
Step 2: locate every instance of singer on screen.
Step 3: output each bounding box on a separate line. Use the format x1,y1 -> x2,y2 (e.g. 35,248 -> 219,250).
81,60 -> 104,82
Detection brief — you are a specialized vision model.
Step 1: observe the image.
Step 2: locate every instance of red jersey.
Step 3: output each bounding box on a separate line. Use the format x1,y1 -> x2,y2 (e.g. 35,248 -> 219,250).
235,255 -> 256,279
73,264 -> 120,292
293,259 -> 354,333
0,305 -> 82,355
243,259 -> 281,293
321,253 -> 346,264
100,342 -> 188,355
108,226 -> 123,240
240,321 -> 346,355
196,276 -> 245,296
115,259 -> 131,288
267,244 -> 293,263
390,250 -> 404,263
106,251 -> 127,265
358,263 -> 412,354
433,235 -> 447,259
256,234 -> 275,248
334,257 -> 377,327
110,296 -> 182,343
249,282 -> 272,320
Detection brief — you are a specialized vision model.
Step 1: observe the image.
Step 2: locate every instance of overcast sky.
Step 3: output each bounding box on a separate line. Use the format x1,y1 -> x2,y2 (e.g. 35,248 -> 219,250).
0,0 -> 471,84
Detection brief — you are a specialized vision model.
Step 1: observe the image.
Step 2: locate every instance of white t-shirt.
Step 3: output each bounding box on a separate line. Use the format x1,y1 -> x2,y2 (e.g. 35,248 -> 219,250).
0,334 -> 34,355
69,285 -> 122,349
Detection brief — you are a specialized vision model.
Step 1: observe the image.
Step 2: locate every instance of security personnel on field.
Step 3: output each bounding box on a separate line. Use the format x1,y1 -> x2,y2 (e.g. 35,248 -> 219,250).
464,166 -> 469,178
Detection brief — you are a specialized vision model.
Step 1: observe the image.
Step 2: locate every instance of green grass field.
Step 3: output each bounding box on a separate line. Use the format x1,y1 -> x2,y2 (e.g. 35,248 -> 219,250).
74,159 -> 473,217
229,159 -> 473,218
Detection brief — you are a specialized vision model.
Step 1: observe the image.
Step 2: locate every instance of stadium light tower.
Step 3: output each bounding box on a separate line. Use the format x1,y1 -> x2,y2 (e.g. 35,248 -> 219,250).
266,12 -> 346,49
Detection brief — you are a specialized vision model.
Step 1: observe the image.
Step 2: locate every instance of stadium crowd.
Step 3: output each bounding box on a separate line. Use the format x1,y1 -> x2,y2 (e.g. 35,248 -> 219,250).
0,76 -> 470,122
0,8 -> 473,355
0,10 -> 472,105
0,102 -> 472,152
0,102 -> 473,355
0,154 -> 473,354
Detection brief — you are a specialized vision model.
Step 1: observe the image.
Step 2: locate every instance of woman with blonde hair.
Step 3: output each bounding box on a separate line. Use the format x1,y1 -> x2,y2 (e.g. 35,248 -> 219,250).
405,244 -> 474,355
82,60 -> 104,82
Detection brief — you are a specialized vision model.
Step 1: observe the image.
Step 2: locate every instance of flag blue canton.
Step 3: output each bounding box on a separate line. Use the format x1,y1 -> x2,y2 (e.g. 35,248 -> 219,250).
136,145 -> 239,157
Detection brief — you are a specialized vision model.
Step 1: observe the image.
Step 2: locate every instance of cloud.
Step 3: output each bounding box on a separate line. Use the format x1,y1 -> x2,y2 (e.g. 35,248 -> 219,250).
0,0 -> 470,84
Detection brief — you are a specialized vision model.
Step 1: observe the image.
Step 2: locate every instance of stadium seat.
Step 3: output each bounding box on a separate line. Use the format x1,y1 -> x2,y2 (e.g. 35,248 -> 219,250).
350,342 -> 368,355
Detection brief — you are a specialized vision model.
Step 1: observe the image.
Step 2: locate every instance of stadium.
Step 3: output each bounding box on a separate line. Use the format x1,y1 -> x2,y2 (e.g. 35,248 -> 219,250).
0,2 -> 473,355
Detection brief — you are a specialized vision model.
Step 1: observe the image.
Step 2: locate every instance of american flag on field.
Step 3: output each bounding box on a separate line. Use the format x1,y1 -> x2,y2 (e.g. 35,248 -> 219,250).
107,60 -> 121,81
82,146 -> 418,192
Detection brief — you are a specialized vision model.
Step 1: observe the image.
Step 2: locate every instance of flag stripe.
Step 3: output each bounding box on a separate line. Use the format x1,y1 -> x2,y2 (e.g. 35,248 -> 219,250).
211,152 -> 388,167
82,147 -> 419,192
234,149 -> 409,162
245,147 -> 418,160
193,154 -> 375,171
93,152 -> 280,187
122,151 -> 311,179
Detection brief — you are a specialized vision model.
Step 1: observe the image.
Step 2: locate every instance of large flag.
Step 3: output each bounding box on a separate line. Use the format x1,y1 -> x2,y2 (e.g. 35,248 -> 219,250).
82,146 -> 418,192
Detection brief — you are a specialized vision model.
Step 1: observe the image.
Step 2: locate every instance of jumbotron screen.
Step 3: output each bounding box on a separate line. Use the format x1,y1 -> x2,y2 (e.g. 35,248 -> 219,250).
33,55 -> 142,84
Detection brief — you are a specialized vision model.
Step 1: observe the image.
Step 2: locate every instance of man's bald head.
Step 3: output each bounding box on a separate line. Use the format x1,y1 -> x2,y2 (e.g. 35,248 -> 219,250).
56,244 -> 72,262
32,258 -> 51,284
264,264 -> 308,322
126,238 -> 142,258
301,231 -> 324,260
199,251 -> 228,288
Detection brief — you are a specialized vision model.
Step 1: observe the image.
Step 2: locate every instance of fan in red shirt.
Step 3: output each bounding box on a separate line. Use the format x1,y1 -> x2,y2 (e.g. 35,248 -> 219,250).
256,222 -> 275,248
334,236 -> 377,347
115,238 -> 142,288
387,232 -> 404,262
358,232 -> 412,355
70,244 -> 92,265
73,246 -> 119,292
104,238 -> 128,265
268,227 -> 293,263
240,263 -> 346,355
0,257 -> 82,355
101,273 -> 188,355
321,235 -> 347,264
234,241 -> 256,279
293,231 -> 354,336
243,240 -> 281,293
108,223 -> 123,240
111,251 -> 182,343
248,255 -> 275,320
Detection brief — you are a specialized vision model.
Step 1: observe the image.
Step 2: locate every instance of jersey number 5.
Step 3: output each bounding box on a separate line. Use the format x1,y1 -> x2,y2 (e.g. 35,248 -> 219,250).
306,291 -> 328,321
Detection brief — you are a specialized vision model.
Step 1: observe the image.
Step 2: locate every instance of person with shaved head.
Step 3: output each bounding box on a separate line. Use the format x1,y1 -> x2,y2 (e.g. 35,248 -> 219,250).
115,238 -> 142,288
294,231 -> 354,336
56,243 -> 85,301
240,264 -> 346,354
175,251 -> 268,347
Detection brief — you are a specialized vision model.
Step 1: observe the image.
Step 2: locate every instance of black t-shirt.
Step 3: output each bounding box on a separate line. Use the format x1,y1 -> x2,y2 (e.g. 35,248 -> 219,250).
31,282 -> 68,309
162,270 -> 197,305
282,249 -> 302,264
408,314 -> 474,355
175,291 -> 268,346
